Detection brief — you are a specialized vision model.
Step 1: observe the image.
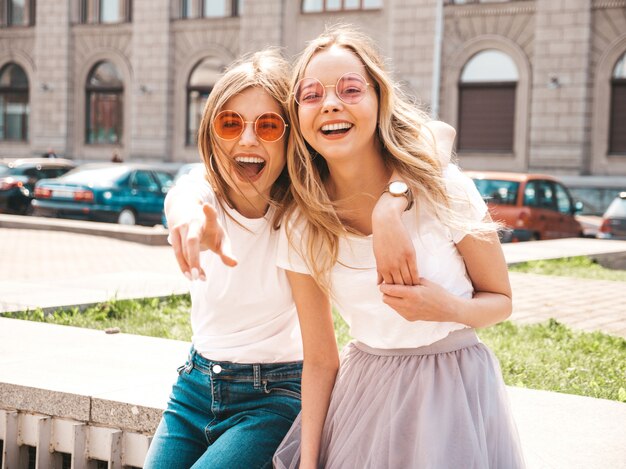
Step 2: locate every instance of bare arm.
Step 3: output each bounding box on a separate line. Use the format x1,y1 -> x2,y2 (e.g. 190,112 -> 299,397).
372,120 -> 456,286
379,227 -> 512,328
286,271 -> 339,469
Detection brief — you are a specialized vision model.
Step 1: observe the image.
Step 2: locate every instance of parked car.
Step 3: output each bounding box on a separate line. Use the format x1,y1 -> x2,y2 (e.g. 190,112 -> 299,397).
0,158 -> 76,215
465,171 -> 584,242
32,163 -> 174,226
597,192 -> 626,240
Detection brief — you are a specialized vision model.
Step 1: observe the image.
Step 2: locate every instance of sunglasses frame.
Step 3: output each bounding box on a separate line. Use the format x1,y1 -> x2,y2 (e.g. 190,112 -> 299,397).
213,110 -> 289,142
294,72 -> 372,107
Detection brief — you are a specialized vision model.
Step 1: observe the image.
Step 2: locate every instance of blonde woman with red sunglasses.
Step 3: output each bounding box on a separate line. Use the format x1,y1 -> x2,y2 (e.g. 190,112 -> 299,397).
149,46 -> 455,467
143,50 -> 303,469
273,27 -> 525,469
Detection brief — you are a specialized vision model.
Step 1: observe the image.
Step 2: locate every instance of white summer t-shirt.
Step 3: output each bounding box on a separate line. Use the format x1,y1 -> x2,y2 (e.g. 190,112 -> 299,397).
168,174 -> 302,363
277,164 -> 488,349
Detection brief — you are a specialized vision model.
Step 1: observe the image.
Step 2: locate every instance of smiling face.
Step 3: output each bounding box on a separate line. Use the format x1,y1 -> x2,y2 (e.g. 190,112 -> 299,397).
297,45 -> 379,166
213,86 -> 287,215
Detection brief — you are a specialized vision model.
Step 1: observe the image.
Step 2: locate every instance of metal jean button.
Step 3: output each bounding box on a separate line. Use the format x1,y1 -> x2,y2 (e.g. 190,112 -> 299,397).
212,364 -> 222,374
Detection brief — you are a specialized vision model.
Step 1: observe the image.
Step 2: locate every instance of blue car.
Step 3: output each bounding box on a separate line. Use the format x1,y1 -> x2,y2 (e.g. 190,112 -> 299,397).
33,163 -> 174,226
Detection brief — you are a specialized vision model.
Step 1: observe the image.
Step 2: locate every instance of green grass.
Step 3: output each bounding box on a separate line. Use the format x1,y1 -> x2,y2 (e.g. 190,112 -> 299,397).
7,296 -> 626,402
478,319 -> 626,403
509,256 -> 626,282
8,295 -> 193,341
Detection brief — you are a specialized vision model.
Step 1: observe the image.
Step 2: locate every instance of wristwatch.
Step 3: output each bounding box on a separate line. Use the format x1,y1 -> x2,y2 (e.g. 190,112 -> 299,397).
383,181 -> 414,211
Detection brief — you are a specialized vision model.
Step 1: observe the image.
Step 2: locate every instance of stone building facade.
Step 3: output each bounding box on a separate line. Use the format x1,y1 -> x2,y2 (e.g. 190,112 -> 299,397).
0,0 -> 624,176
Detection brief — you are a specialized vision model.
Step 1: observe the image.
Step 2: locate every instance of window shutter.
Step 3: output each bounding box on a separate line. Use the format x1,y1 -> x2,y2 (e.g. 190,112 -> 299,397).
458,83 -> 515,152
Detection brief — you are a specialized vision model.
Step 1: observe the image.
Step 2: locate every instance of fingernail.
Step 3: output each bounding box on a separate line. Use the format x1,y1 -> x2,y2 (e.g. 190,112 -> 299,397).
184,271 -> 192,280
191,268 -> 199,280
199,273 -> 206,281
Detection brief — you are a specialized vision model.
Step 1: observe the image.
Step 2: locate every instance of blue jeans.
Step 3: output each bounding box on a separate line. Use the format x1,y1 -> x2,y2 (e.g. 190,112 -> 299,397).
143,348 -> 302,469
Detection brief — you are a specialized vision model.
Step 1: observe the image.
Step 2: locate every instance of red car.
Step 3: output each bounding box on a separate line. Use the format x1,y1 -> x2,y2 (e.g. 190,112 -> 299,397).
465,171 -> 584,242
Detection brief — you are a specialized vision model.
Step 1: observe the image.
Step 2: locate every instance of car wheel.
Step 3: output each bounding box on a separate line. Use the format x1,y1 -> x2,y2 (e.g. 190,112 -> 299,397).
117,208 -> 136,225
530,233 -> 540,241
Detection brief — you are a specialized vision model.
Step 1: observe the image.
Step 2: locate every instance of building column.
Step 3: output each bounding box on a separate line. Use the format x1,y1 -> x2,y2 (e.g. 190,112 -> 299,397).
529,0 -> 593,174
130,0 -> 172,161
390,0 -> 439,111
239,0 -> 283,53
32,0 -> 71,157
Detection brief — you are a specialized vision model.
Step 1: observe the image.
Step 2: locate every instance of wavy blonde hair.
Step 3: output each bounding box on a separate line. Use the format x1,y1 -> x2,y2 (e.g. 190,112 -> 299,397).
196,48 -> 292,229
286,26 -> 495,292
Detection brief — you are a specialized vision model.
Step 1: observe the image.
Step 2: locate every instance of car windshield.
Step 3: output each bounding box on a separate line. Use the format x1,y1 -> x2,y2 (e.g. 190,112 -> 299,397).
0,165 -> 14,177
605,197 -> 626,218
59,166 -> 129,186
471,179 -> 520,205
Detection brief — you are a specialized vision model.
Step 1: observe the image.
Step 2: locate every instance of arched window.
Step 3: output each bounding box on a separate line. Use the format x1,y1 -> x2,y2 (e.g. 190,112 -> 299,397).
458,49 -> 518,152
609,52 -> 626,154
0,63 -> 29,141
186,57 -> 223,145
85,61 -> 123,144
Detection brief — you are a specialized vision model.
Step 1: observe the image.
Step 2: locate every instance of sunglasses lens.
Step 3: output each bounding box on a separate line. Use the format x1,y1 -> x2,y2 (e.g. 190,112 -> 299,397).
337,73 -> 368,104
255,113 -> 286,142
214,111 -> 244,140
295,78 -> 324,106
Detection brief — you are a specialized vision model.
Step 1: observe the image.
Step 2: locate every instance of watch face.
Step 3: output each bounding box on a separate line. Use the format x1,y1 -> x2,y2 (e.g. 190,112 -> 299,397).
389,181 -> 409,195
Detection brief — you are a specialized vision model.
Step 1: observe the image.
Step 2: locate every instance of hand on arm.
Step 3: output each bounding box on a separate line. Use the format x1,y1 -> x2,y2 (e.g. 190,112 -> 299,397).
286,271 -> 339,469
379,227 -> 512,328
166,185 -> 237,280
372,120 -> 456,286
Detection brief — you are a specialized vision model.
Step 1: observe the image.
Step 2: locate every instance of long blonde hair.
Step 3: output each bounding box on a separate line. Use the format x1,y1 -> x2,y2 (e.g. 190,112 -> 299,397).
196,49 -> 292,228
286,26 -> 494,292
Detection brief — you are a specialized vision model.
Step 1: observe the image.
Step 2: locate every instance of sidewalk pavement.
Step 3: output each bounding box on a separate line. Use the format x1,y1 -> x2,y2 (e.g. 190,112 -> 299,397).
1,218 -> 625,468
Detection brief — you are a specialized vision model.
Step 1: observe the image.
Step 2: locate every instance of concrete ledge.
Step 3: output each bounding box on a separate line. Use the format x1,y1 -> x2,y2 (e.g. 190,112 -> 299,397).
0,317 -> 189,434
0,214 -> 169,246
2,317 -> 626,468
0,384 -> 91,422
502,237 -> 626,266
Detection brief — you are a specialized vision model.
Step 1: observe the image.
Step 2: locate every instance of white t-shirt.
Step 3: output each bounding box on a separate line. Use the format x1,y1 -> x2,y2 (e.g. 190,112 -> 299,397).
168,174 -> 302,363
277,164 -> 488,349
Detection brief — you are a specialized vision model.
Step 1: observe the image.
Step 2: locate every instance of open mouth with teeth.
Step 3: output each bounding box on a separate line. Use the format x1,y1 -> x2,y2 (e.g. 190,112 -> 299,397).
234,156 -> 266,180
321,122 -> 353,136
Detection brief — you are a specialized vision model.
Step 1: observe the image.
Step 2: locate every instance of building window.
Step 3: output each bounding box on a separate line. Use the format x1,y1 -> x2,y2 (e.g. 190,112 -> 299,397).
457,49 -> 518,152
609,52 -> 626,154
186,57 -> 223,145
202,0 -> 239,17
2,0 -> 35,26
0,63 -> 29,142
80,0 -> 131,24
85,61 -> 123,144
180,0 -> 193,18
302,0 -> 382,13
445,1 -> 524,4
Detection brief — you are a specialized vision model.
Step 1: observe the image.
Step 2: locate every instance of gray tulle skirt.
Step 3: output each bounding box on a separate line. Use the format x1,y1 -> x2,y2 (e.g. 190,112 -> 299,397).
273,328 -> 525,469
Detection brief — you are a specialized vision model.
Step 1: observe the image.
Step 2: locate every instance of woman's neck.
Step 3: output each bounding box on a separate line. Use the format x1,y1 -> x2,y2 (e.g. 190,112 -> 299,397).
227,191 -> 269,219
325,150 -> 391,235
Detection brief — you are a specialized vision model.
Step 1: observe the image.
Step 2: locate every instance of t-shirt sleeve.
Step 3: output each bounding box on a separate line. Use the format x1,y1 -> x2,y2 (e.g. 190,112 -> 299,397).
277,214 -> 313,274
166,172 -> 216,206
165,172 -> 216,246
444,164 -> 488,243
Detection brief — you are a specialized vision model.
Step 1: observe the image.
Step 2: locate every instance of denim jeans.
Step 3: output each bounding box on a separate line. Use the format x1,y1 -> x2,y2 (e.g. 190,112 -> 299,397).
143,348 -> 302,469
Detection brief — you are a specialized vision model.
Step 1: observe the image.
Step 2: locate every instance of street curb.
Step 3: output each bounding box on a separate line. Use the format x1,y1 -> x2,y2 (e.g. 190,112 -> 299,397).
0,214 -> 169,246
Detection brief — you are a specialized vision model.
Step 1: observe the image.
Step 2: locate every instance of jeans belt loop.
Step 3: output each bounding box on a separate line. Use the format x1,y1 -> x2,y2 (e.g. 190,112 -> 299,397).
185,348 -> 196,373
253,364 -> 261,389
